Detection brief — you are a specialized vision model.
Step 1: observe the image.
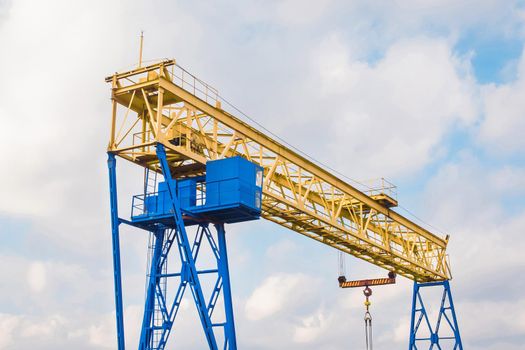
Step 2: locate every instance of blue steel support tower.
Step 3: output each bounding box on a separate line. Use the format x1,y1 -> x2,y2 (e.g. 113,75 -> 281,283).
107,143 -> 262,349
409,280 -> 463,349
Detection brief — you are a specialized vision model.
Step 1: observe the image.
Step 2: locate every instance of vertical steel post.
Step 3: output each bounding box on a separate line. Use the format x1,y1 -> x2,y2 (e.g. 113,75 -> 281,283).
216,223 -> 237,349
408,282 -> 418,349
107,153 -> 126,350
444,280 -> 463,349
156,143 -> 219,350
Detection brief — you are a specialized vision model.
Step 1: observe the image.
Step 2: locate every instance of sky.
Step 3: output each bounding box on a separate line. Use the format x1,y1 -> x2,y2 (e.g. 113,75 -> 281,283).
0,0 -> 525,349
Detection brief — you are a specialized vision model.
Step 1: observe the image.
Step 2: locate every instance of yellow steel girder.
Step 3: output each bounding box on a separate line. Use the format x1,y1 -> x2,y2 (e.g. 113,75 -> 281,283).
106,60 -> 451,282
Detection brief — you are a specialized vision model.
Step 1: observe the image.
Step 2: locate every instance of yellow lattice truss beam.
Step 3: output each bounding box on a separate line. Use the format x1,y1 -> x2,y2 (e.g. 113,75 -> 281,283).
105,60 -> 451,282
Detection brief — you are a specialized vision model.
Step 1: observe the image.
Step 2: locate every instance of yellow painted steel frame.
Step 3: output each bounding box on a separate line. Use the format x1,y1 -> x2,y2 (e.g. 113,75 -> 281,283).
106,60 -> 451,282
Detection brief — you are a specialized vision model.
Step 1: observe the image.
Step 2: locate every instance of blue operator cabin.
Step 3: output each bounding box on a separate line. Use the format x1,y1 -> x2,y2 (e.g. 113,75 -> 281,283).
131,156 -> 264,227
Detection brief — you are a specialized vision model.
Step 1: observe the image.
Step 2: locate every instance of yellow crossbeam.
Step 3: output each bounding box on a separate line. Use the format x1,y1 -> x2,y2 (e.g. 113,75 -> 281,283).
106,60 -> 451,282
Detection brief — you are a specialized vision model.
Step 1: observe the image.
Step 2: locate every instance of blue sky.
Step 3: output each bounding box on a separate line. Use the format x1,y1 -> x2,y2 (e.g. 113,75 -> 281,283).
0,0 -> 524,349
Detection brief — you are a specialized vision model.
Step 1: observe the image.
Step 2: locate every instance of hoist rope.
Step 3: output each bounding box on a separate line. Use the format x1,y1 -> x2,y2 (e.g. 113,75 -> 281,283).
365,310 -> 373,350
363,286 -> 373,350
338,251 -> 346,278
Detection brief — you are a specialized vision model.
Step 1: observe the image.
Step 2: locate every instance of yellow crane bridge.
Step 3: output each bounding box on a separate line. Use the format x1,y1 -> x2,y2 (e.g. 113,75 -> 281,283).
106,59 -> 451,283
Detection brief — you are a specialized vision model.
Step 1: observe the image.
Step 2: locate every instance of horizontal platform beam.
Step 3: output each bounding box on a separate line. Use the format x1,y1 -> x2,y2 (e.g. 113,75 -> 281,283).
339,277 -> 396,288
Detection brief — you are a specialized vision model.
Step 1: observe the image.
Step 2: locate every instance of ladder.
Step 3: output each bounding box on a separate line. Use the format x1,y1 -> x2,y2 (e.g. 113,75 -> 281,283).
145,231 -> 168,349
144,168 -> 158,196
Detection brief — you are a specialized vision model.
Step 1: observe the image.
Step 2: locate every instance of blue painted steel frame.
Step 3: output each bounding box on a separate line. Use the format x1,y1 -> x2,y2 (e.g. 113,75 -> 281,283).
155,143 -> 219,349
409,280 -> 463,350
137,225 -> 231,349
216,223 -> 237,348
107,153 -> 126,350
108,146 -> 239,349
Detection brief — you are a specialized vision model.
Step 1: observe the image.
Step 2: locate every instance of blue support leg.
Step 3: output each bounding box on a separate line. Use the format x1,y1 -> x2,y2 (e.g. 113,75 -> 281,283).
444,281 -> 463,349
216,223 -> 237,350
408,281 -> 418,348
156,144 -> 219,350
107,153 -> 126,350
409,280 -> 463,350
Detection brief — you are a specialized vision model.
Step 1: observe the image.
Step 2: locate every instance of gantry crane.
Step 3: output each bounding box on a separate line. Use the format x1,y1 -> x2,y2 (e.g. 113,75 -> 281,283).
106,58 -> 462,349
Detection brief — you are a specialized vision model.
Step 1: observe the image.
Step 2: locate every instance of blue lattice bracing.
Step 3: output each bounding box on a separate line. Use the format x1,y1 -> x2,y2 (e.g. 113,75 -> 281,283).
409,280 -> 463,350
107,144 -> 261,349
137,223 -> 236,349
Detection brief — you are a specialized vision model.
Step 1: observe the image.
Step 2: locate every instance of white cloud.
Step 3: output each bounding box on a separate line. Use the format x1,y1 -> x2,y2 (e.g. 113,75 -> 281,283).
0,305 -> 146,350
0,313 -> 86,349
265,239 -> 298,261
0,314 -> 19,349
460,299 -> 525,344
292,309 -> 330,343
313,35 -> 478,178
88,305 -> 143,349
479,48 -> 525,153
488,166 -> 525,195
392,315 -> 411,343
338,0 -> 525,44
0,0 -> 116,217
21,314 -> 66,338
274,0 -> 332,26
245,273 -> 317,321
27,262 -> 47,293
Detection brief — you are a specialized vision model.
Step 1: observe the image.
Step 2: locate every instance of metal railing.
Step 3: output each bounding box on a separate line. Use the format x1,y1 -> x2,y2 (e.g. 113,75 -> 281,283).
132,186 -> 208,218
132,191 -> 170,218
361,178 -> 397,200
132,130 -> 155,155
169,64 -> 220,107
